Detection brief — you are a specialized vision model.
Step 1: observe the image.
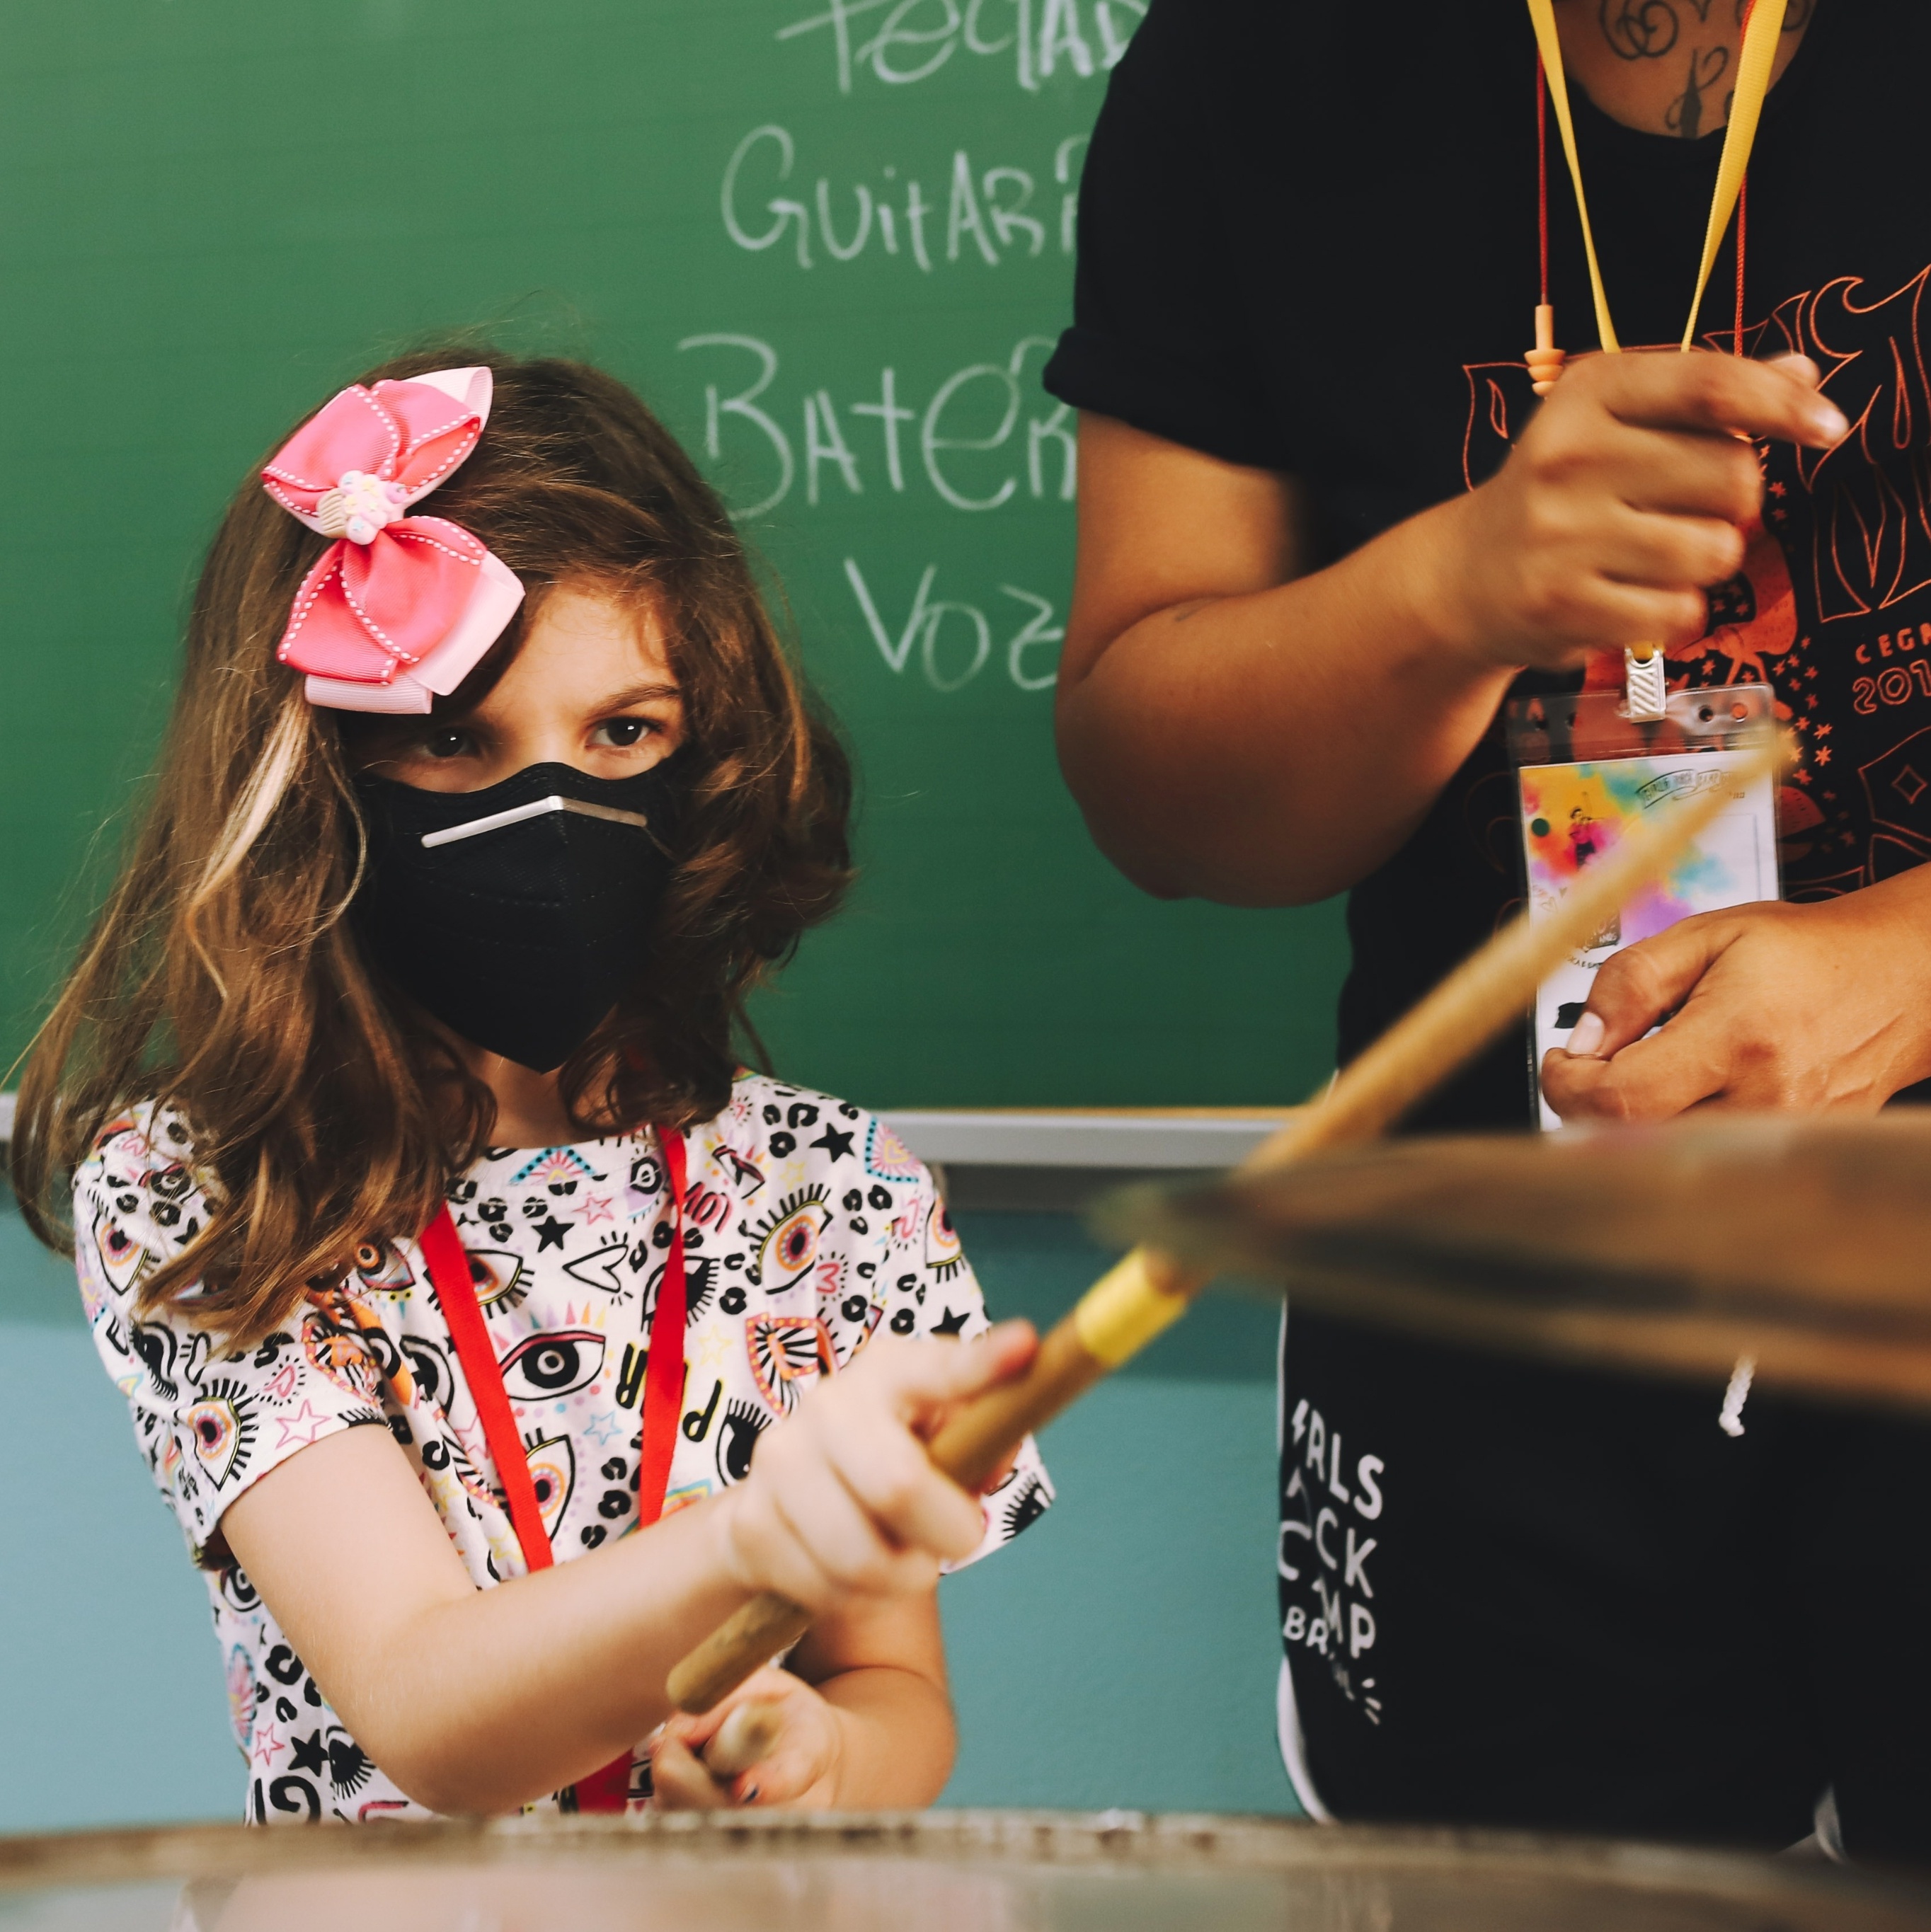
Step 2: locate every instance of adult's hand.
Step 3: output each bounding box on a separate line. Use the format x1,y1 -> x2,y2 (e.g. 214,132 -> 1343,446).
1540,868 -> 1931,1121
1431,351 -> 1847,674
1055,355 -> 1847,906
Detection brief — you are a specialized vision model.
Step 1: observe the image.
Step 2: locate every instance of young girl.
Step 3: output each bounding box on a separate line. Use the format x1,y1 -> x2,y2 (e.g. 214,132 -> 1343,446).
10,350 -> 1051,1824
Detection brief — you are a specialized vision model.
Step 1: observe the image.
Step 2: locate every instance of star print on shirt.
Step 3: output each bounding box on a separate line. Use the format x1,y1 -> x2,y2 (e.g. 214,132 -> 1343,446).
74,1078 -> 1053,1829
932,1307 -> 970,1336
273,1399 -> 336,1450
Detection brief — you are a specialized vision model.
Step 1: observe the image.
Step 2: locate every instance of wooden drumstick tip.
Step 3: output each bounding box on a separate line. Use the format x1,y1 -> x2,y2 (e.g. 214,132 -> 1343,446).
1527,302 -> 1566,396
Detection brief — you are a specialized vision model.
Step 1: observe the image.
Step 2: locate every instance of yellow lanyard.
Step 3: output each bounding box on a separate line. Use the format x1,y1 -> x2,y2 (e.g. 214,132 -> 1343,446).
1523,0 -> 1789,354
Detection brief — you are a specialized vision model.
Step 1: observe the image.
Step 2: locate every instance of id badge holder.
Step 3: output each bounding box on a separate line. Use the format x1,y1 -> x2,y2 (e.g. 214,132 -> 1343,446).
1506,672 -> 1780,1130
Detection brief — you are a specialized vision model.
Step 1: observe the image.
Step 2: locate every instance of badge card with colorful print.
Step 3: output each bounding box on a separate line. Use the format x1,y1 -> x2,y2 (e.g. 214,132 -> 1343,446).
1508,684 -> 1780,1130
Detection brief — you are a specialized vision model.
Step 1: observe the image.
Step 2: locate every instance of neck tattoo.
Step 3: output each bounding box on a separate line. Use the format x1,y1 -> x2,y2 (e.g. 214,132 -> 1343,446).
1593,0 -> 1816,139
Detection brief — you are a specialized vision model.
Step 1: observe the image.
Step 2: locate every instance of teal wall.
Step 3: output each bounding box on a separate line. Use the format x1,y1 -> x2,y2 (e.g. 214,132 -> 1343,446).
0,1197 -> 1295,1828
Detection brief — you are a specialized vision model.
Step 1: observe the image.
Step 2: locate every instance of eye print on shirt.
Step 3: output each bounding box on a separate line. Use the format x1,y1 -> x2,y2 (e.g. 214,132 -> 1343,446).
745,1315 -> 835,1417
463,1250 -> 529,1318
94,1207 -> 156,1293
351,1240 -> 416,1296
525,1433 -> 576,1536
714,1398 -> 769,1485
498,1330 -> 607,1403
745,1185 -> 832,1289
924,1198 -> 967,1281
184,1383 -> 258,1489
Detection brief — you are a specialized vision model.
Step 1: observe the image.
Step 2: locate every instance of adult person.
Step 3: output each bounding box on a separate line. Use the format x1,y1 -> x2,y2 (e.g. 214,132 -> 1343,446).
1044,0 -> 1931,1863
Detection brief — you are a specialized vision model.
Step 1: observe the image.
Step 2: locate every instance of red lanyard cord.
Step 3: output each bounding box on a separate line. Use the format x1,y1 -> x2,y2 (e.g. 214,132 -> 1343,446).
420,1206 -> 556,1568
1732,0 -> 1756,357
418,1125 -> 690,1810
636,1129 -> 690,1533
1530,0 -> 1770,364
1536,50 -> 1551,309
1734,172 -> 1748,357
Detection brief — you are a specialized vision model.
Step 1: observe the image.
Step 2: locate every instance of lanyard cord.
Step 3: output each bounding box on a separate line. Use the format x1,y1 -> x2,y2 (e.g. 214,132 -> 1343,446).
418,1126 -> 690,1812
425,1125 -> 691,1570
1734,172 -> 1750,357
1524,0 -> 1619,352
1537,52 -> 1551,310
1525,0 -> 1784,357
1525,0 -> 1781,713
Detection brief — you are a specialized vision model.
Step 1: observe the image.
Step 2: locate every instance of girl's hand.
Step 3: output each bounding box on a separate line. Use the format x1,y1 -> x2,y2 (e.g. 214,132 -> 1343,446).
650,1668 -> 840,1809
1433,351 -> 1847,674
1540,873 -> 1931,1120
709,1323 -> 1035,1614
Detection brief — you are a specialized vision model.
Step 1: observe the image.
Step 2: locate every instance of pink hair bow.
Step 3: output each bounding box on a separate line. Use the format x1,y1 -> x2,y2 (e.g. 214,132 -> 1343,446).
261,366 -> 524,713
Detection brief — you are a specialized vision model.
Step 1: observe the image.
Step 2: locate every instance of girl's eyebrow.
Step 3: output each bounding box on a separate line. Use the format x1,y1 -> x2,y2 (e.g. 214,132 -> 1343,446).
598,681 -> 682,708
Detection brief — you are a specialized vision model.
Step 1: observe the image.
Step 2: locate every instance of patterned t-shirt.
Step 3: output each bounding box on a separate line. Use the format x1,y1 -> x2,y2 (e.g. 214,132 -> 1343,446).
73,1075 -> 1051,1824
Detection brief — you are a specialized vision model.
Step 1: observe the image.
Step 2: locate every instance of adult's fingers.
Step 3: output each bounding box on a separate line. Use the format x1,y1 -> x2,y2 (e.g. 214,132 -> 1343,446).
1569,917 -> 1734,1060
1515,570 -> 1709,659
1589,502 -> 1746,592
1541,1001 -> 1734,1122
1593,429 -> 1765,527
1581,348 -> 1847,448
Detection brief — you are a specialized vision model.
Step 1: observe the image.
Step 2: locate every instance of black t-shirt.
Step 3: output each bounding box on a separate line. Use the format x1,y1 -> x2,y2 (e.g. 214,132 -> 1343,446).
1047,0 -> 1931,1864
1047,0 -> 1931,1130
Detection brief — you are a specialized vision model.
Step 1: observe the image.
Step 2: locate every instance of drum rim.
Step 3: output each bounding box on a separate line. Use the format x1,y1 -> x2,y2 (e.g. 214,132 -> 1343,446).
0,1810 -> 1923,1917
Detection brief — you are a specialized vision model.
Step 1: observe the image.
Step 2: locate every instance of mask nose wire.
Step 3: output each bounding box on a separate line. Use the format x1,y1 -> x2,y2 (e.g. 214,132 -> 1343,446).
419,795 -> 653,850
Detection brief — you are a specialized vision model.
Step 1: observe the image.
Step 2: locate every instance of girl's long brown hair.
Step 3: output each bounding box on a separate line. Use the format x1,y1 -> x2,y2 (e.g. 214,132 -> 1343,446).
11,347 -> 852,1349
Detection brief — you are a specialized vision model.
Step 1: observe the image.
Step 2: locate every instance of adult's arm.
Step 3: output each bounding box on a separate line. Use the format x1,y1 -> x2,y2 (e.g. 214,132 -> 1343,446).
1055,355 -> 1848,907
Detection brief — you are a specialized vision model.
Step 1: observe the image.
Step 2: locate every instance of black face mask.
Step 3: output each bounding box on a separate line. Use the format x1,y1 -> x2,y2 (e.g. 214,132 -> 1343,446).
353,759 -> 682,1074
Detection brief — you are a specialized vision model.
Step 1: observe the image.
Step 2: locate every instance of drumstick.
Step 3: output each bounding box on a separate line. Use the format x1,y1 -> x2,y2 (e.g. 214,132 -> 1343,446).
699,1698 -> 785,1781
667,736 -> 1781,1714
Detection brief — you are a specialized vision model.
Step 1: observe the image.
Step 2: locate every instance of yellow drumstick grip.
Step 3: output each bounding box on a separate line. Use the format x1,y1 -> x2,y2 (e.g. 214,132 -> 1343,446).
1073,1247 -> 1193,1367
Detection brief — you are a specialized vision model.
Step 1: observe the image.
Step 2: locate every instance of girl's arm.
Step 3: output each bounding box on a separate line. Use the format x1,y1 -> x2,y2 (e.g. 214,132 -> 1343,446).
1055,354 -> 1845,908
220,1326 -> 1031,1817
646,1595 -> 958,1810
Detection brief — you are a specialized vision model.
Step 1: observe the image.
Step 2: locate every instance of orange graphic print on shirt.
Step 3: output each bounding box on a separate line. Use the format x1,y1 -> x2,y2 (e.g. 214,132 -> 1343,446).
1464,263 -> 1931,900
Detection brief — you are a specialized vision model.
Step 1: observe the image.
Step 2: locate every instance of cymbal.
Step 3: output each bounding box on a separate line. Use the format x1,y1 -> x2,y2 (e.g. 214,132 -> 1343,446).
1096,1114 -> 1931,1407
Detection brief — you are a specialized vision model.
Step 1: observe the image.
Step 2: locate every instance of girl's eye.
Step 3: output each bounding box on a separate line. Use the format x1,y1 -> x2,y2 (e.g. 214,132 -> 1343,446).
596,718 -> 651,748
425,730 -> 470,760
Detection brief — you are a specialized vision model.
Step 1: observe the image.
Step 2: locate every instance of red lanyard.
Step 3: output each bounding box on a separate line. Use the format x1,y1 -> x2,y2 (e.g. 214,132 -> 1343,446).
417,1126 -> 689,1810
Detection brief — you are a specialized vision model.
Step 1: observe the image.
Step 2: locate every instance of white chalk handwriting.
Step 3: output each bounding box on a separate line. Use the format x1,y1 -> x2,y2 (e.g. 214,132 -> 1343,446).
723,125 -> 1088,271
777,0 -> 1144,96
844,557 -> 1062,692
676,333 -> 1076,518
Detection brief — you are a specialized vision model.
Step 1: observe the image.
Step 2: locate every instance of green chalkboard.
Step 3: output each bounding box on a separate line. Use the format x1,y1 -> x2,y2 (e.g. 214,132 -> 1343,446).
0,0 -> 1347,1108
